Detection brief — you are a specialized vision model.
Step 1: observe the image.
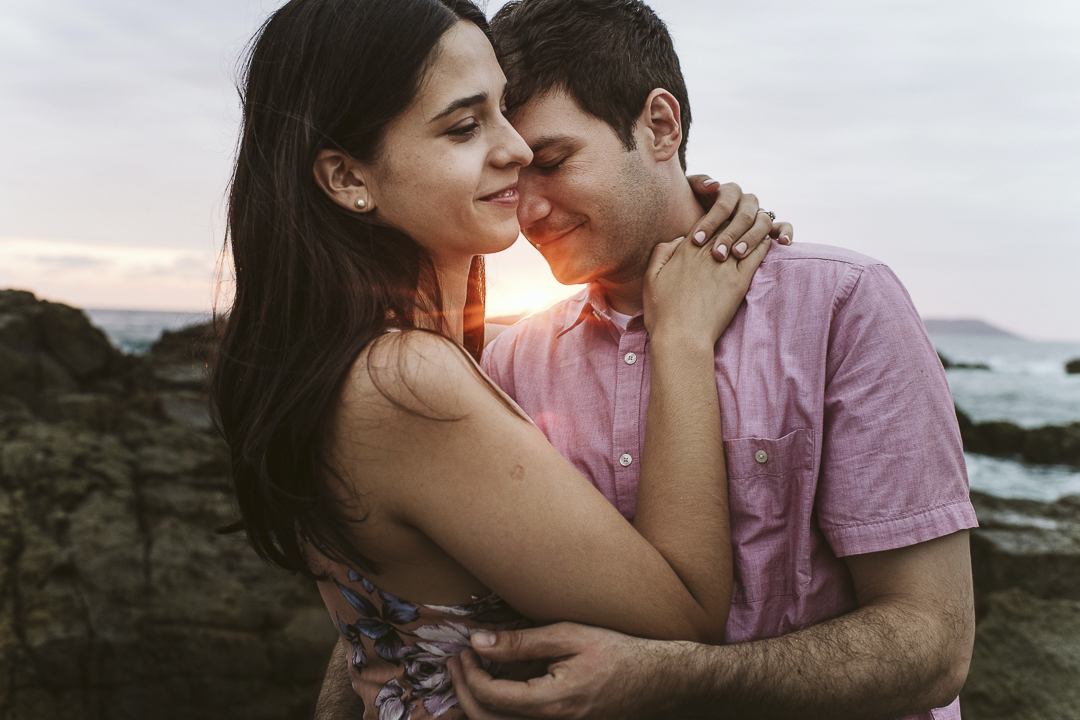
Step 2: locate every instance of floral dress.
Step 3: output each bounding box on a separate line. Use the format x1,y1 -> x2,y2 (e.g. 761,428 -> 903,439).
311,550 -> 537,719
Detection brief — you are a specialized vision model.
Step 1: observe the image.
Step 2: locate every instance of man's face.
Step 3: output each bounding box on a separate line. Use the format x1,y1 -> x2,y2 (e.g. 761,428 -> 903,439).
511,91 -> 666,286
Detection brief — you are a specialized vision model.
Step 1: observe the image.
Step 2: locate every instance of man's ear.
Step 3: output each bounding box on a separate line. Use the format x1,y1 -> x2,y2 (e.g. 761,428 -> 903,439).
638,89 -> 682,163
313,149 -> 374,212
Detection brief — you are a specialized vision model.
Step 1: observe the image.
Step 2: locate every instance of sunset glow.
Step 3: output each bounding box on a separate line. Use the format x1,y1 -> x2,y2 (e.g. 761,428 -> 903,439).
1,234 -> 576,318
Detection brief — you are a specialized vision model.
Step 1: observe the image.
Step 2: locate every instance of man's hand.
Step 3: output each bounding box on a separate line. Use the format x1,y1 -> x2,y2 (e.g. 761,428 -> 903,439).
449,623 -> 676,720
685,176 -> 794,262
449,532 -> 974,720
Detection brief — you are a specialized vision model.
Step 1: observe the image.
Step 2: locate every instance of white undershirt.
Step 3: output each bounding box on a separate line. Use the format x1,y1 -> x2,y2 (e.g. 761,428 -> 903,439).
607,308 -> 635,331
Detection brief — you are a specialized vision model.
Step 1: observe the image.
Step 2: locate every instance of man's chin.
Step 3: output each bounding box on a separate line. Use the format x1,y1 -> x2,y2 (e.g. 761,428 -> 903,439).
542,255 -> 594,287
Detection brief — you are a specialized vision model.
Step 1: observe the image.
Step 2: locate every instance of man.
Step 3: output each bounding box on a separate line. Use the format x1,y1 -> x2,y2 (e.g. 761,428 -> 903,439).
318,1 -> 976,717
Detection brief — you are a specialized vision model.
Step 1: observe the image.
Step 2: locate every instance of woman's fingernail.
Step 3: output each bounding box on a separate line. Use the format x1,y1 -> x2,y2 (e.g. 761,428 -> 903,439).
703,178 -> 718,186
781,234 -> 792,245
472,632 -> 496,648
716,244 -> 728,260
693,231 -> 707,245
734,241 -> 748,256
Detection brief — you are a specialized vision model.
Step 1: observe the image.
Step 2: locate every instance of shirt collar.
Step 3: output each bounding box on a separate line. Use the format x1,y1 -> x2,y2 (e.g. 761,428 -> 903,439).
557,283 -> 639,338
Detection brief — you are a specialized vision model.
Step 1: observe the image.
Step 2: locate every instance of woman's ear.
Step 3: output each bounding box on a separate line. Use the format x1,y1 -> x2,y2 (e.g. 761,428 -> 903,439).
313,149 -> 374,212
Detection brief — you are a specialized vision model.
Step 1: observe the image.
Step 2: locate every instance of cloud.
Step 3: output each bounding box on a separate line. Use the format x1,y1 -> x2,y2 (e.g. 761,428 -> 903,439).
32,255 -> 110,270
1,0 -> 1078,337
0,237 -> 221,310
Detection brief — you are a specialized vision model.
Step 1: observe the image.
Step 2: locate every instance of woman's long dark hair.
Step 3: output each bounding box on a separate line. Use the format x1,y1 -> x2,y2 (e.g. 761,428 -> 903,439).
212,0 -> 493,576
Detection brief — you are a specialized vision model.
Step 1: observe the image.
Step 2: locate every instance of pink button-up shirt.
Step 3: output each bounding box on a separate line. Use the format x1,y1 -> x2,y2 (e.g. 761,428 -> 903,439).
482,243 -> 976,720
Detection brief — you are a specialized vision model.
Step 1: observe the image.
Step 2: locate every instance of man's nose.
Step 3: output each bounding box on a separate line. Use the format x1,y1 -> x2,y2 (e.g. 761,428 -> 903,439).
516,169 -> 551,232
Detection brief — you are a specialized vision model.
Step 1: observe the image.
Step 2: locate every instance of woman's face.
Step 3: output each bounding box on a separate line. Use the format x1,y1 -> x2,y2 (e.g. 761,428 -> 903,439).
364,22 -> 533,263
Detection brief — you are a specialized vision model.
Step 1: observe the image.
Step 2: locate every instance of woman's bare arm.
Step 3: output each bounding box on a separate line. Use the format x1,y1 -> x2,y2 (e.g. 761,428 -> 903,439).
327,239 -> 768,644
633,231 -> 771,632
333,332 -> 715,640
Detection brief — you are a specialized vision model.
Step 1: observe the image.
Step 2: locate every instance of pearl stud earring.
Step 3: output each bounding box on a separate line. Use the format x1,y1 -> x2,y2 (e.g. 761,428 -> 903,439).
356,198 -> 367,210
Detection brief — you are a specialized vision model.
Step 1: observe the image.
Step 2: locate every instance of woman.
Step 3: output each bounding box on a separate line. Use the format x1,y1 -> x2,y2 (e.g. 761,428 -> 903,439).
212,0 -> 777,717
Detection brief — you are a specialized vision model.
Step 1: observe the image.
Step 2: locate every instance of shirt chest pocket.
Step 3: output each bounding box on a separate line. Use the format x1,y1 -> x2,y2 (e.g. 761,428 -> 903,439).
723,429 -> 815,604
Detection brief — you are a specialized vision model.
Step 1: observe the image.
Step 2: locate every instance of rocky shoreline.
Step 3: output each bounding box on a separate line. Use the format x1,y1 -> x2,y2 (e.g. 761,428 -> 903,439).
957,407 -> 1080,468
962,491 -> 1080,717
0,291 -> 334,720
2,290 -> 1079,719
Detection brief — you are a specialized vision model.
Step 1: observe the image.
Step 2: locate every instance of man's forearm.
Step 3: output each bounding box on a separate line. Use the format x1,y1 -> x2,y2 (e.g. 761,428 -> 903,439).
667,600 -> 969,720
312,638 -> 364,720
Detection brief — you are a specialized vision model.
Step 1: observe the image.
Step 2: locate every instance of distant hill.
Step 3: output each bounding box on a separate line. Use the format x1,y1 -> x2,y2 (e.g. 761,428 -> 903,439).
922,318 -> 1021,338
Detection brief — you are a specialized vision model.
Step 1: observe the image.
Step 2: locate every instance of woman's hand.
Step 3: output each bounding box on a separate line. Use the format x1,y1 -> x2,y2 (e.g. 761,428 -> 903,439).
643,230 -> 771,348
684,177 -> 793,262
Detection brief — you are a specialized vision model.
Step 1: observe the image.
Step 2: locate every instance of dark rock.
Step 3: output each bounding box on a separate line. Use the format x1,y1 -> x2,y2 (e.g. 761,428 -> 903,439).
37,301 -> 114,380
1067,358 -> 1080,375
0,290 -> 127,407
937,350 -> 990,371
0,289 -> 38,312
0,291 -> 334,719
0,393 -> 335,720
955,362 -> 991,371
962,494 -> 1080,718
6,290 -> 1073,719
146,321 -> 219,392
957,406 -> 1080,467
149,320 -> 218,364
969,491 -> 1080,610
960,588 -> 1080,719
955,406 -> 974,433
152,363 -> 208,389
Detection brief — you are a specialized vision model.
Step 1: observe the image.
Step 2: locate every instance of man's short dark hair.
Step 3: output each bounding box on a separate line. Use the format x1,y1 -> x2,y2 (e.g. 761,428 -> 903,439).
491,0 -> 691,170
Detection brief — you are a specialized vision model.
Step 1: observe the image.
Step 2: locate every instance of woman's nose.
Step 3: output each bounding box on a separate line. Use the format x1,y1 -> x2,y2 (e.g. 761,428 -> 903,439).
492,116 -> 533,169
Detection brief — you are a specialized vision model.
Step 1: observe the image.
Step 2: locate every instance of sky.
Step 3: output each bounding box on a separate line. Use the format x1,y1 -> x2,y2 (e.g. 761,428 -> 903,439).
1,0 -> 1078,339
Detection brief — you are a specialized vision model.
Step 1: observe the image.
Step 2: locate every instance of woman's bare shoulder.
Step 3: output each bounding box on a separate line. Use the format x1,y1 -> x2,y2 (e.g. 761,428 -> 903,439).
339,329 -> 490,426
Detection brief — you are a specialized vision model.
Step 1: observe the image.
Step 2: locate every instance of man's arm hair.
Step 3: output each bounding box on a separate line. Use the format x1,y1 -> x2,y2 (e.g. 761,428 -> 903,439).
312,638 -> 365,720
458,531 -> 974,720
673,531 -> 974,719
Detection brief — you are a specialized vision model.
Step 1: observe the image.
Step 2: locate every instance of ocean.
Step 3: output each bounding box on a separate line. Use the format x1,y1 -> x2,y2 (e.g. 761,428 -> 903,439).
86,308 -> 213,355
83,309 -> 1080,502
930,333 -> 1080,502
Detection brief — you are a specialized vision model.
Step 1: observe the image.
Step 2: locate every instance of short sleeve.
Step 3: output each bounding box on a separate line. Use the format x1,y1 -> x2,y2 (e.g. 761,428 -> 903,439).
816,264 -> 977,557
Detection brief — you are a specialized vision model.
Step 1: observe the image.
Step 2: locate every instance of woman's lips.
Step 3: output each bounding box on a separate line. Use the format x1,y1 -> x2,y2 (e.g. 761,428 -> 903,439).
479,184 -> 519,206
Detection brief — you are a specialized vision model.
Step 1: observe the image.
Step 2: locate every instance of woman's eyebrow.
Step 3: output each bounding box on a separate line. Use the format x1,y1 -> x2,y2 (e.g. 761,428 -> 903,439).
430,83 -> 509,123
431,92 -> 488,123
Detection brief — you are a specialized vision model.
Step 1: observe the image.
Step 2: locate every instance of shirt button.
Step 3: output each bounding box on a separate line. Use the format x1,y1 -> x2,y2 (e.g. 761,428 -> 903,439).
624,352 -> 638,365
619,454 -> 633,467
755,450 -> 769,464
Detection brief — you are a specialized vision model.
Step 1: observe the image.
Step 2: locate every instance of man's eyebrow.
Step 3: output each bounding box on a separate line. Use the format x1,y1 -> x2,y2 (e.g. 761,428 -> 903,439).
528,134 -> 576,154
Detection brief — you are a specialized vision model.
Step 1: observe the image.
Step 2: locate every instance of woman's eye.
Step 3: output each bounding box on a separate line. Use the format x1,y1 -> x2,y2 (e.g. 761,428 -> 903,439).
449,122 -> 480,137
